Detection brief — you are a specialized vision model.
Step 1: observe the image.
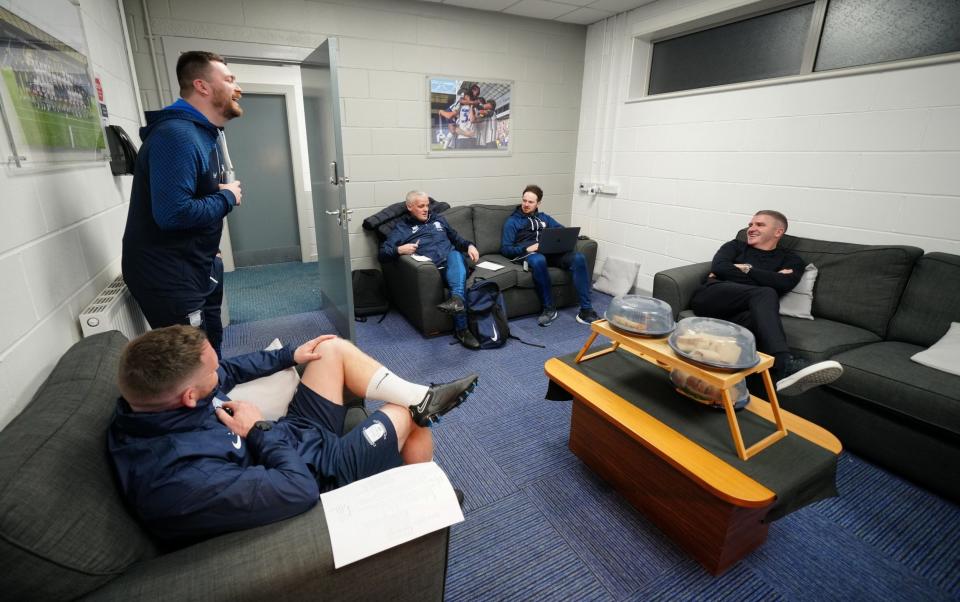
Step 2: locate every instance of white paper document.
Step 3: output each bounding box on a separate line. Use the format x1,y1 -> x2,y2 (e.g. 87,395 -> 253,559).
411,254 -> 432,262
475,261 -> 504,271
320,461 -> 464,568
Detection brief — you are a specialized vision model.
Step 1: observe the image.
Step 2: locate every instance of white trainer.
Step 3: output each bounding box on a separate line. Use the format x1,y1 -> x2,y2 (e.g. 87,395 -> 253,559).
776,359 -> 843,397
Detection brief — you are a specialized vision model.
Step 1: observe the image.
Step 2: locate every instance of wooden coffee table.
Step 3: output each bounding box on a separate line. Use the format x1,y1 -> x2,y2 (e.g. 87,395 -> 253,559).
545,321 -> 841,574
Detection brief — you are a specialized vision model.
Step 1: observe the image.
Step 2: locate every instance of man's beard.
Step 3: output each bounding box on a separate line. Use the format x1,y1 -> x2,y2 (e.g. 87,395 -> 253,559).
214,91 -> 243,120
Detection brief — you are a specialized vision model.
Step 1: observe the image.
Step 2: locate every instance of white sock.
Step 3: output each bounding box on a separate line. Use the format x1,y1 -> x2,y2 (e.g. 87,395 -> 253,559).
365,367 -> 429,408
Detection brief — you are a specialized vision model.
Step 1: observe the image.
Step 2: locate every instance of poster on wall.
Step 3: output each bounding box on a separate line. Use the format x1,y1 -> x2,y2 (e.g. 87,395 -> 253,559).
428,76 -> 511,155
0,5 -> 107,167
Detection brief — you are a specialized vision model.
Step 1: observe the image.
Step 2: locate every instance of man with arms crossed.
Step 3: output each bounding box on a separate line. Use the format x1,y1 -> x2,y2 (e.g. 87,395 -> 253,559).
122,51 -> 244,357
379,191 -> 481,349
690,210 -> 842,396
109,325 -> 478,541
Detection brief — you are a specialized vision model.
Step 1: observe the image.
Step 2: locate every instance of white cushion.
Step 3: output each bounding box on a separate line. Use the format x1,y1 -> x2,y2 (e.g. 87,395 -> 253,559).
226,338 -> 300,420
780,263 -> 817,320
593,256 -> 639,297
911,322 -> 960,377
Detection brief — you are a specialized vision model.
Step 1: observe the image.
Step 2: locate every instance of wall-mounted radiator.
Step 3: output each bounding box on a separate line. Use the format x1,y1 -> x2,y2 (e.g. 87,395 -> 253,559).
79,274 -> 150,339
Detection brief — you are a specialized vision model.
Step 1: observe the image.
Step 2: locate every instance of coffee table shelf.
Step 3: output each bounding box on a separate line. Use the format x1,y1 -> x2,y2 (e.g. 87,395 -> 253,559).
576,320 -> 786,461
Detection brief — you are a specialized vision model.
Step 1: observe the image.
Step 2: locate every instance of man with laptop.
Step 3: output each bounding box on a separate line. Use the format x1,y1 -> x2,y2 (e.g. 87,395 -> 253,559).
500,184 -> 598,327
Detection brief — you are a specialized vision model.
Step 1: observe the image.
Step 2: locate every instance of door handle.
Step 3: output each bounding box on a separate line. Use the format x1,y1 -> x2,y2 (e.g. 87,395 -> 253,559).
324,210 -> 339,215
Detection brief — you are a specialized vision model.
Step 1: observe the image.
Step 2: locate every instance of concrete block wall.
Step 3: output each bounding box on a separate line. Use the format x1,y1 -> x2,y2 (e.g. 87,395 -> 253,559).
574,0 -> 960,295
0,0 -> 142,428
124,0 -> 587,271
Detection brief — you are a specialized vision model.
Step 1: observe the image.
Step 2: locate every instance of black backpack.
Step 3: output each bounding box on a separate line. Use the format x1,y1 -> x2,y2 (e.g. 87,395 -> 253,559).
352,269 -> 389,323
465,280 -> 510,349
463,281 -> 544,349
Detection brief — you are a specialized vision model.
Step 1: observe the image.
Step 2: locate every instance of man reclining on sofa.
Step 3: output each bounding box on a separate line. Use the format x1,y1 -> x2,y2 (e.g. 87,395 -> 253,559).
379,190 -> 481,349
108,325 -> 478,541
690,210 -> 843,396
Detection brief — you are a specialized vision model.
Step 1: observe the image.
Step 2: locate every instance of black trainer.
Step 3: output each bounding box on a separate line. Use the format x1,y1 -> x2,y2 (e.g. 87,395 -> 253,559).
436,295 -> 465,314
409,373 -> 479,426
576,308 -> 600,324
537,306 -> 559,327
455,328 -> 481,350
776,357 -> 843,397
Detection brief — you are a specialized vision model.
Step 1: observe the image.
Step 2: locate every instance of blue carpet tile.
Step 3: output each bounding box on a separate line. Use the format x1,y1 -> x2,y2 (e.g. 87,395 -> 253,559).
222,283 -> 960,602
224,261 -> 321,324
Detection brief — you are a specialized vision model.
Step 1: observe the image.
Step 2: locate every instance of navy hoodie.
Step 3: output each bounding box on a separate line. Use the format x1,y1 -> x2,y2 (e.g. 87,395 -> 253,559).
108,347 -> 330,542
122,99 -> 237,299
500,205 -> 563,259
378,212 -> 473,265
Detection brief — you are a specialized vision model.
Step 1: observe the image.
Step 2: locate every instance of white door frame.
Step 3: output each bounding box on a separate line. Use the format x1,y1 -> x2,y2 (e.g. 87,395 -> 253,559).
159,37 -> 316,271
222,81 -> 314,267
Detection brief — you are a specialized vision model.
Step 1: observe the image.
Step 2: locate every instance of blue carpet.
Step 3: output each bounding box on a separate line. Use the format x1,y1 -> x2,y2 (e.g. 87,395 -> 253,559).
224,261 -> 320,324
222,288 -> 960,601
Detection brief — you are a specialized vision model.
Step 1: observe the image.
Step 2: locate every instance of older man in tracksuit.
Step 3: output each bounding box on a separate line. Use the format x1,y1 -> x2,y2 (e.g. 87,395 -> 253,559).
500,184 -> 598,327
379,191 -> 481,349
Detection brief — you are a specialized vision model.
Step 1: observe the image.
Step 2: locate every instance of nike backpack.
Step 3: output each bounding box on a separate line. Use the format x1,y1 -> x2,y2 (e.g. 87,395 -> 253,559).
465,280 -> 510,349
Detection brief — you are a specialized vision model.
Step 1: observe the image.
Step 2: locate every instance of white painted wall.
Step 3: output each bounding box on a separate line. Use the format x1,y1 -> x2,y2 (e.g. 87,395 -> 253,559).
0,0 -> 142,428
574,0 -> 960,295
124,0 -> 587,270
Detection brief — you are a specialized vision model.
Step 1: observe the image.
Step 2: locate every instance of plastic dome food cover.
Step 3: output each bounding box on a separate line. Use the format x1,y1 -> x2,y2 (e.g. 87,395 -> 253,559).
605,295 -> 676,336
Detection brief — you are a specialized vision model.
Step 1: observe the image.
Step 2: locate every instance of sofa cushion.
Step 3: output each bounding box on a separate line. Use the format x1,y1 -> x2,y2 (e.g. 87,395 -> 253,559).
737,230 -> 922,337
472,254 -> 519,291
831,341 -> 960,436
439,205 -> 475,246
471,204 -> 515,256
0,331 -> 158,599
887,253 -> 960,347
516,266 -> 572,289
783,316 -> 881,362
911,322 -> 960,377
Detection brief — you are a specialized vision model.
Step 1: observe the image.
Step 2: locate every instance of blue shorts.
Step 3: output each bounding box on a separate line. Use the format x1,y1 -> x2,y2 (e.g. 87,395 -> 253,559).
285,382 -> 403,491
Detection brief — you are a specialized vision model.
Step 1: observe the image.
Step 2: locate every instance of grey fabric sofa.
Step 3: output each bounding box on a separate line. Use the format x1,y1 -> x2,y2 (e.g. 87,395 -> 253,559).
380,203 -> 598,335
0,331 -> 449,600
653,233 -> 960,502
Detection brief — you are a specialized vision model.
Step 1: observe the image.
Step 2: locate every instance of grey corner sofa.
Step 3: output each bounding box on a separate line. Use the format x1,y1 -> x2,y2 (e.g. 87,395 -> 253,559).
0,331 -> 449,601
377,203 -> 598,336
653,233 -> 960,502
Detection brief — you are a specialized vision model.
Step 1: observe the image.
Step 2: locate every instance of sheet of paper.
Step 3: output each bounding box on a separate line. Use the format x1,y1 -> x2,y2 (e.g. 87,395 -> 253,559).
475,261 -> 504,271
411,254 -> 432,262
320,461 -> 464,568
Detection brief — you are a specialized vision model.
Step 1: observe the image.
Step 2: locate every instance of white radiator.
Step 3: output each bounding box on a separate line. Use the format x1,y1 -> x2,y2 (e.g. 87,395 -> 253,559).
79,275 -> 151,339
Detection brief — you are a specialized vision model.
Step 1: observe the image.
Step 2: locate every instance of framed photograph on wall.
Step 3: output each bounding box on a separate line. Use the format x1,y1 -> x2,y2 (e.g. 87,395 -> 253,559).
0,4 -> 107,167
428,76 -> 511,156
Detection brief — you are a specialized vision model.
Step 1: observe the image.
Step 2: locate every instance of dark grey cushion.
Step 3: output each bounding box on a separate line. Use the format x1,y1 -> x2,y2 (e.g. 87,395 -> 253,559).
516,267 -> 572,289
0,331 -> 158,599
736,230 -> 922,337
86,504 -> 448,601
439,205 -> 475,247
831,341 -> 960,436
783,317 -> 881,362
472,254 -> 519,291
887,253 -> 960,347
471,204 -> 515,256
